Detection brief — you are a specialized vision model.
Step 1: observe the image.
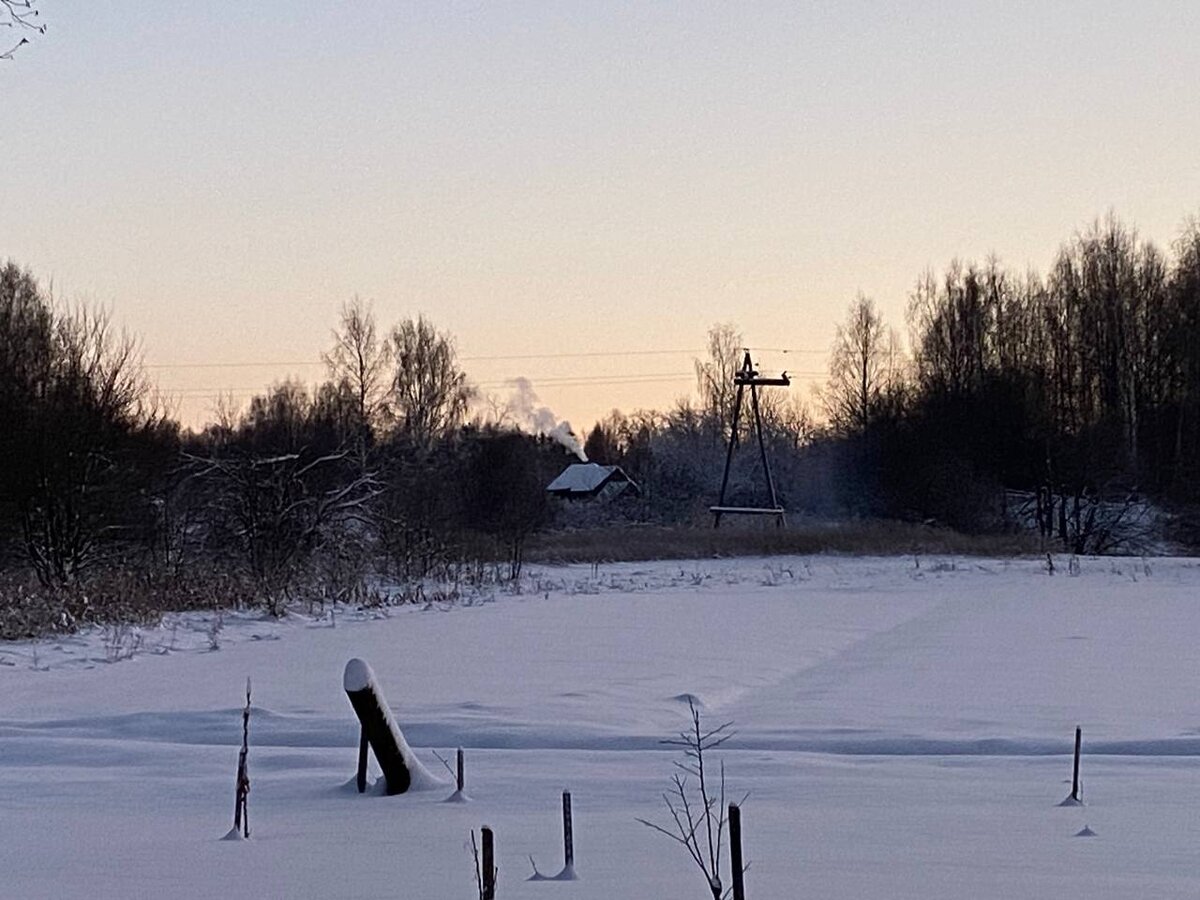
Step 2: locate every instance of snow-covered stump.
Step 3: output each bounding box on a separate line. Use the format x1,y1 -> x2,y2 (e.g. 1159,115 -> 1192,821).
729,803 -> 745,900
343,658 -> 419,795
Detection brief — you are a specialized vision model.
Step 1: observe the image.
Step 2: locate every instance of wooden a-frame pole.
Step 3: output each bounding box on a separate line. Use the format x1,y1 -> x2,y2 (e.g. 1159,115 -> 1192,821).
712,351 -> 788,528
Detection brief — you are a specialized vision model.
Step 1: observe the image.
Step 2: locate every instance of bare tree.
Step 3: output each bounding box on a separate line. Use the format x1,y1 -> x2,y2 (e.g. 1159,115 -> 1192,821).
386,315 -> 474,448
241,379 -> 312,452
824,294 -> 902,433
19,303 -> 156,584
694,322 -> 743,440
323,297 -> 390,435
768,393 -> 814,449
186,447 -> 380,614
1,0 -> 44,60
0,263 -> 54,483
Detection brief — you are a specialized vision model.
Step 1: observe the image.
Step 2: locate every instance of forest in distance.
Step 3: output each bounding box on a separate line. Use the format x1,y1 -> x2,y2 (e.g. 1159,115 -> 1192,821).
3,211 -> 1200,636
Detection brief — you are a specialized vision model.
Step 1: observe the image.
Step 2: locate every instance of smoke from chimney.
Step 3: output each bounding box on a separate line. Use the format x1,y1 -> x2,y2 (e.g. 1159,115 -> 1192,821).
505,377 -> 587,461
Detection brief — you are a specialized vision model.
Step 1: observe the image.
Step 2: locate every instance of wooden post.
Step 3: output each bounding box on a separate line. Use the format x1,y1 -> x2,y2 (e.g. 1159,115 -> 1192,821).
343,658 -> 413,795
562,791 -> 574,871
1072,726 -> 1082,802
748,382 -> 782,526
729,803 -> 745,900
457,747 -> 465,793
356,727 -> 368,794
482,826 -> 496,900
232,678 -> 251,838
712,351 -> 789,527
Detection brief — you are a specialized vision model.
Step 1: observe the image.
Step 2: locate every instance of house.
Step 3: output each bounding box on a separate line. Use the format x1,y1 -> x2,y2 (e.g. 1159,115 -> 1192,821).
546,463 -> 640,501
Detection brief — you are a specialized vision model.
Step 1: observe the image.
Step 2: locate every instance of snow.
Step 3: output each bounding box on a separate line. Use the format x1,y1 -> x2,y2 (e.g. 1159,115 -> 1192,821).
545,462 -> 627,494
528,861 -> 578,882
3,555 -> 1200,897
343,657 -> 374,693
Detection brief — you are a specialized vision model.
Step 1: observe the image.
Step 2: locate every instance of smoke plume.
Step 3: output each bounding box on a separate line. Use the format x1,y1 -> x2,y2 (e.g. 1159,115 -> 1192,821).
505,377 -> 587,461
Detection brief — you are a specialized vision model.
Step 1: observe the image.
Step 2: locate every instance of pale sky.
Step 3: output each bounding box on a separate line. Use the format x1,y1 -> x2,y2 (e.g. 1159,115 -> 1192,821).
3,1 -> 1198,431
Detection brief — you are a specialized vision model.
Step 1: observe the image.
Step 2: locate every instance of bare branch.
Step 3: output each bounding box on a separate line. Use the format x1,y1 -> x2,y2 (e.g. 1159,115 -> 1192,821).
1,0 -> 44,41
0,35 -> 27,59
638,697 -> 738,899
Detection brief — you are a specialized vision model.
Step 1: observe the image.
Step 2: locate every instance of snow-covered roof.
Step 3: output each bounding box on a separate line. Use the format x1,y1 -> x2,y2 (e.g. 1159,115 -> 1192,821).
546,462 -> 629,494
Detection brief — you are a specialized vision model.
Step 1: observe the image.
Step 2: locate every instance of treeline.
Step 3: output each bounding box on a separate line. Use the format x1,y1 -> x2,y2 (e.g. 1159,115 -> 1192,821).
817,214 -> 1200,547
0,263 -> 810,638
579,215 -> 1200,550
3,211 -> 1200,634
0,286 -> 570,636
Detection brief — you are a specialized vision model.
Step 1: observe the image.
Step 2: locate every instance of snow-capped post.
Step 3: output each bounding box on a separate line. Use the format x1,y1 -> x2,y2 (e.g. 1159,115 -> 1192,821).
561,791 -> 576,877
457,747 -> 465,793
482,826 -> 497,900
356,728 -> 369,794
342,658 -> 412,795
233,678 -> 251,838
1071,726 -> 1082,803
728,803 -> 745,900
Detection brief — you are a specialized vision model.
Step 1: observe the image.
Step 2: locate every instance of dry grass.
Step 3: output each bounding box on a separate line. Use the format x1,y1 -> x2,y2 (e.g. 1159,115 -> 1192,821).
0,568 -> 258,641
524,519 -> 1039,565
1,520 -> 1037,640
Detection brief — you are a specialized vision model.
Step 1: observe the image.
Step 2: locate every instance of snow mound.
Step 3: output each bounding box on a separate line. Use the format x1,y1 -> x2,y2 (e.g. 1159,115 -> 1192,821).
396,733 -> 447,792
528,863 -> 578,881
335,776 -> 369,795
1058,796 -> 1084,807
1074,825 -> 1098,837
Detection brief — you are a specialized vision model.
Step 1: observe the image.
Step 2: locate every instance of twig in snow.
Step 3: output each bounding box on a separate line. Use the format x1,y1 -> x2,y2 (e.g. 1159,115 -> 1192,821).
637,697 -> 744,899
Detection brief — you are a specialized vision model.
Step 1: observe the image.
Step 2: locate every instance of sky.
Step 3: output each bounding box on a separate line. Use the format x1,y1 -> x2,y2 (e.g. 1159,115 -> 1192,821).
3,1 -> 1198,432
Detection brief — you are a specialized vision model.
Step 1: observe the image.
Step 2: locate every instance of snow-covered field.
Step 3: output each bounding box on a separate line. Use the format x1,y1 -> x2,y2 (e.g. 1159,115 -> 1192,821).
3,555 -> 1200,898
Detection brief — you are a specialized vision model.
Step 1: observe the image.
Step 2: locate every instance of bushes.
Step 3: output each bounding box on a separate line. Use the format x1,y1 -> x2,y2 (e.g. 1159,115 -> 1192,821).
0,567 -> 257,641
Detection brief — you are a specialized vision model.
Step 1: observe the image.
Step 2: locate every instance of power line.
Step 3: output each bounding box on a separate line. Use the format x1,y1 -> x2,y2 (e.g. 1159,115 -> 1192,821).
163,370 -> 829,398
476,374 -> 696,389
152,343 -> 830,405
145,360 -> 326,370
164,374 -> 698,396
146,348 -> 703,370
746,346 -> 826,354
464,349 -> 702,362
146,346 -> 828,370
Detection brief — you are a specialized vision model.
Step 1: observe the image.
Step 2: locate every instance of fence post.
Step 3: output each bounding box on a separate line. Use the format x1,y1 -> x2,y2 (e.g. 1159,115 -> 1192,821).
482,826 -> 496,900
457,747 -> 465,793
232,679 -> 251,838
729,803 -> 745,900
1072,726 -> 1082,802
562,791 -> 575,875
343,658 -> 412,795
